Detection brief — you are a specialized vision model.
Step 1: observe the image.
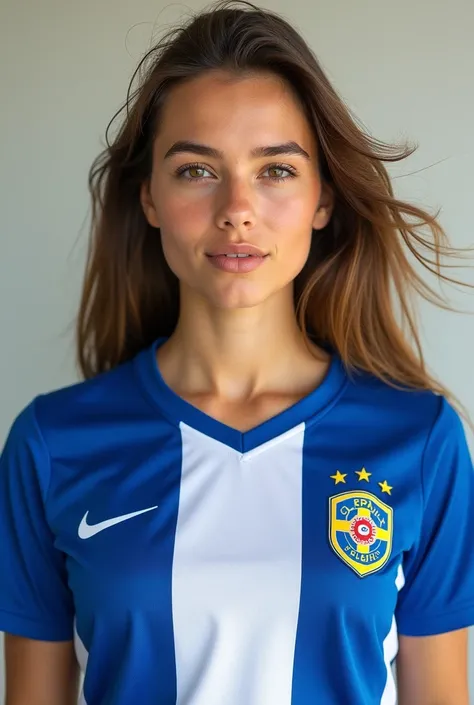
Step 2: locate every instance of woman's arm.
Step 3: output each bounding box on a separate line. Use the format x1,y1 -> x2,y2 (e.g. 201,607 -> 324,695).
5,634 -> 79,705
397,629 -> 469,705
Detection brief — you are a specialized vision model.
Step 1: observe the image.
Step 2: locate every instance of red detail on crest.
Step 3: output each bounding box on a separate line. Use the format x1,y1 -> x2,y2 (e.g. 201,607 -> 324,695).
350,517 -> 376,545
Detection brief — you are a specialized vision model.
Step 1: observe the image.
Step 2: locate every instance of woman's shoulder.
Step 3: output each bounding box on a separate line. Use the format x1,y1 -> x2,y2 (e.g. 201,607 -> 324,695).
4,354 -> 144,454
341,360 -> 465,442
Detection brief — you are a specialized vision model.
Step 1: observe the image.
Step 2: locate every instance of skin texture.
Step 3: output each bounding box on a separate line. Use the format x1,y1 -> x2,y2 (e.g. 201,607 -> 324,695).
5,634 -> 79,705
5,70 -> 469,703
397,630 -> 469,705
142,70 -> 334,313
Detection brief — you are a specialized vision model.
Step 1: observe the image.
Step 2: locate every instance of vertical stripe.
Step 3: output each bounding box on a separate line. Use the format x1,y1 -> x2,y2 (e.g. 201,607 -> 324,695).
172,422 -> 305,705
380,618 -> 398,705
72,421 -> 182,705
291,426 -> 329,703
380,564 -> 405,705
74,622 -> 89,705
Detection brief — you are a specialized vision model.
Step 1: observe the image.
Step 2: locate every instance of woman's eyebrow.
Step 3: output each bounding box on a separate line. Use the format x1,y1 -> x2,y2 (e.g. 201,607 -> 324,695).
164,140 -> 311,161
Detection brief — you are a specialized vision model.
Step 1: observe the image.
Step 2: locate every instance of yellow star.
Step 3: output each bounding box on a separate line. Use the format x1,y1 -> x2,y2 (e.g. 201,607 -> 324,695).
378,480 -> 393,495
355,467 -> 372,482
330,471 -> 347,485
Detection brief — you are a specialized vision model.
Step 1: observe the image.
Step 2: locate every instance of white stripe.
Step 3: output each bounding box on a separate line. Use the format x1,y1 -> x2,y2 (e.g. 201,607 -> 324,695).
74,620 -> 89,705
380,563 -> 406,704
172,423 -> 305,705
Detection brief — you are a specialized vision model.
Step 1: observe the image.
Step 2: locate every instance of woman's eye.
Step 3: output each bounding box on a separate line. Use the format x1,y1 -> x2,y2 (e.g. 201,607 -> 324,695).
176,163 -> 297,182
263,165 -> 297,181
176,165 -> 214,181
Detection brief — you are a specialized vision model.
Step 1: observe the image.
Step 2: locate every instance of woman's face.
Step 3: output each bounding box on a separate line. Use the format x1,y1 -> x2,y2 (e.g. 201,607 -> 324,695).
141,69 -> 334,311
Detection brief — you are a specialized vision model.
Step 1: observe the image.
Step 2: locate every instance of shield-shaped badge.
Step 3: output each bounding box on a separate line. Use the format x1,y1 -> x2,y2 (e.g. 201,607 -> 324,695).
329,490 -> 393,577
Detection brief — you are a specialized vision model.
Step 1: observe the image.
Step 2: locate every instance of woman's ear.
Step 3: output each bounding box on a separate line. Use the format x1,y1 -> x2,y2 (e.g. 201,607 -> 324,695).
140,180 -> 160,229
312,182 -> 335,230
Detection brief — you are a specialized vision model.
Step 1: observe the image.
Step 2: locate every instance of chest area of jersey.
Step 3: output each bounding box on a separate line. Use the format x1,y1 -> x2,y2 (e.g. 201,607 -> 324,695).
50,422 -> 418,623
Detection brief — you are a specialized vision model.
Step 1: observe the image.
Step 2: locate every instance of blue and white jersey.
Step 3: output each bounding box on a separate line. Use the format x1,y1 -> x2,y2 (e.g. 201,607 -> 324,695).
1,338 -> 474,705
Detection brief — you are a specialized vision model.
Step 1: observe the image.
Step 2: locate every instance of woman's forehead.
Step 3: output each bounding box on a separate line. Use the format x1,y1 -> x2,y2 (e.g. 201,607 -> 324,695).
156,71 -> 318,159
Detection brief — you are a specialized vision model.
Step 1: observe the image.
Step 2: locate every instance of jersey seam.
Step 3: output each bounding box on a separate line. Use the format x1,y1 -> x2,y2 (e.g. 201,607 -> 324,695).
301,376 -> 350,432
30,396 -> 54,505
0,605 -> 70,627
419,394 -> 444,514
398,600 -> 474,629
132,359 -> 180,429
397,602 -> 474,635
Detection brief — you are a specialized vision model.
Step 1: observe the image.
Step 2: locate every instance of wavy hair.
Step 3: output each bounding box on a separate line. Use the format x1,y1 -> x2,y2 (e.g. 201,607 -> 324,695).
78,0 -> 472,420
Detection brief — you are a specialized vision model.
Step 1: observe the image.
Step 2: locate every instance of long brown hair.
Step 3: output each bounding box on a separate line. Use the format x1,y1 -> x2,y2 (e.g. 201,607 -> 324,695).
78,0 -> 472,417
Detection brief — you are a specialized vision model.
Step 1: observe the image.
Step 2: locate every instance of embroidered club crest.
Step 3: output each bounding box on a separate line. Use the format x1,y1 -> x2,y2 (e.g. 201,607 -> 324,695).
329,490 -> 393,577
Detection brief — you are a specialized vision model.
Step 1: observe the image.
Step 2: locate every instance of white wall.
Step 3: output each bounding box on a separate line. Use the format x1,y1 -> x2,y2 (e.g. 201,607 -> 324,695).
1,0 -> 473,700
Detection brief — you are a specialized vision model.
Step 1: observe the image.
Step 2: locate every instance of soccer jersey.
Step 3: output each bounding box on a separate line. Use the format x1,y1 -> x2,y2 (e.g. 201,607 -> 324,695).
1,337 -> 474,705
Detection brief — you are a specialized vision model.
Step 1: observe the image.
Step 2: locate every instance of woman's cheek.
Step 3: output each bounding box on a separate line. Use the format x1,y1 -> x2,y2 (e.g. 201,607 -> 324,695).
159,191 -> 193,223
159,230 -> 194,281
262,190 -> 312,226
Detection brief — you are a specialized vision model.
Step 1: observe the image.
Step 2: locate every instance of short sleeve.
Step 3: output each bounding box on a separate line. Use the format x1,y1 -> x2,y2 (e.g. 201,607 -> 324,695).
0,400 -> 74,641
395,397 -> 474,637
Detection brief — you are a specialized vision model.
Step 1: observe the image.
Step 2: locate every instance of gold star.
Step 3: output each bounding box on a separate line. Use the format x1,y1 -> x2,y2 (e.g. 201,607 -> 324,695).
355,467 -> 372,482
330,470 -> 347,485
378,480 -> 393,495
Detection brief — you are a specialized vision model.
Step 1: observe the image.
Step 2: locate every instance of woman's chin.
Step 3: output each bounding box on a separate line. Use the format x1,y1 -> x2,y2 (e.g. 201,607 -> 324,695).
209,292 -> 268,311
200,282 -> 275,311
180,276 -> 293,312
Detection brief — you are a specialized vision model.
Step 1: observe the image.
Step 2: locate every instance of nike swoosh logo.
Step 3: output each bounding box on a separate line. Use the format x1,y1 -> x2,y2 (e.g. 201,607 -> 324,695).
78,505 -> 159,539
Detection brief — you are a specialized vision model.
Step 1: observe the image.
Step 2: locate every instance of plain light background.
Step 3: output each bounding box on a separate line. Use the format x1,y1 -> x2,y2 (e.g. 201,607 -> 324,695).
1,0 -> 473,700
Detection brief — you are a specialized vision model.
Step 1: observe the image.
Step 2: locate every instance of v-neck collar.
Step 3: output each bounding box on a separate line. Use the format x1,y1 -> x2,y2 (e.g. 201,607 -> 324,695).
134,337 -> 348,454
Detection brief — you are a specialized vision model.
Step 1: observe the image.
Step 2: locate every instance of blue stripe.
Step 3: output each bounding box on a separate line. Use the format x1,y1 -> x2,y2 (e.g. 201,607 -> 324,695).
291,427 -> 332,703
78,424 -> 182,704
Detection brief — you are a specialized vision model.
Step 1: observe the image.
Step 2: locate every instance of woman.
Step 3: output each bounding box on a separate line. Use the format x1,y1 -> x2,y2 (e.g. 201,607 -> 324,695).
1,1 -> 473,703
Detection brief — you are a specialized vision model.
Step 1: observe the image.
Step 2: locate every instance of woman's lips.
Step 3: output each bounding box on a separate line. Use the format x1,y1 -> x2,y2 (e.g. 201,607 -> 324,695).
206,253 -> 268,273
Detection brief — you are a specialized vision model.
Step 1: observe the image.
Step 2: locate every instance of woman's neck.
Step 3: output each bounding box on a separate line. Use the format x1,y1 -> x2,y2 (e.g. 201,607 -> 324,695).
157,289 -> 329,401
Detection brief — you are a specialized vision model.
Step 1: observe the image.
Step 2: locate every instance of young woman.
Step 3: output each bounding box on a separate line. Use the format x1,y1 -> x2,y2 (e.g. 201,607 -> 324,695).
1,1 -> 473,704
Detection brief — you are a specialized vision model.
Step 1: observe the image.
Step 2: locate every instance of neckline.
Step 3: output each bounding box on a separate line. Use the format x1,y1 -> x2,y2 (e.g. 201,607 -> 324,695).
134,337 -> 348,454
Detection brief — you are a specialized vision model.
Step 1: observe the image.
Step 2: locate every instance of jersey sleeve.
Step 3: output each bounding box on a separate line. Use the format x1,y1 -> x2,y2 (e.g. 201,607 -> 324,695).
395,396 -> 474,637
0,400 -> 74,641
